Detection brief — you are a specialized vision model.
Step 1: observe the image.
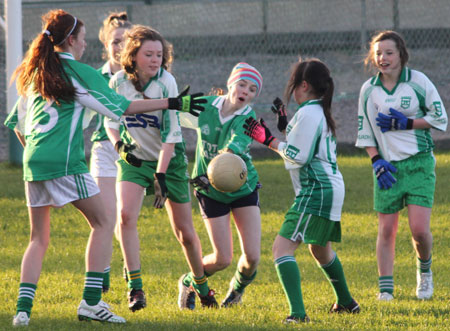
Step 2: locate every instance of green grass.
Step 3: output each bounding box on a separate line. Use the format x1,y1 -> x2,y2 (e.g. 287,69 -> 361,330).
1,153 -> 449,330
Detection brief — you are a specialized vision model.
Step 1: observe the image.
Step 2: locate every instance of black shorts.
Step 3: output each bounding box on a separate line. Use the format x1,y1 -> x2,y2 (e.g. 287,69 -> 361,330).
194,188 -> 260,219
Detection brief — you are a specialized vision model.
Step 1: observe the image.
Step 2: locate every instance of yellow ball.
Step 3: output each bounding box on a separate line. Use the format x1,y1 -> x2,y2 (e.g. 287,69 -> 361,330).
207,153 -> 248,193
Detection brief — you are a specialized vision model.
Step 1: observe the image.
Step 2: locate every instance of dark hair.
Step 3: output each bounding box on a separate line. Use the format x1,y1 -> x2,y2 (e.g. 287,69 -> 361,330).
13,9 -> 84,103
121,25 -> 173,92
364,30 -> 409,72
99,11 -> 133,60
284,58 -> 336,136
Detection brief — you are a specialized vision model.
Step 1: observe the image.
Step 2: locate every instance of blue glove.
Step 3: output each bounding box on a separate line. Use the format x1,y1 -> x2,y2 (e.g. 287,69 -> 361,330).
376,108 -> 413,133
371,155 -> 397,189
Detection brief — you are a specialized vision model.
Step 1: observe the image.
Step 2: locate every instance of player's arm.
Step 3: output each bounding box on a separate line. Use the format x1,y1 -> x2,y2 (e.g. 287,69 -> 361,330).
153,143 -> 174,209
104,119 -> 142,167
366,147 -> 397,190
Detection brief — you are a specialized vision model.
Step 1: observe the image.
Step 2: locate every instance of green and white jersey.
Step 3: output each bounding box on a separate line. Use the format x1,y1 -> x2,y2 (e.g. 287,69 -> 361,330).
4,52 -> 131,181
106,68 -> 184,161
90,62 -> 113,142
180,95 -> 259,204
356,67 -> 448,162
276,100 -> 344,221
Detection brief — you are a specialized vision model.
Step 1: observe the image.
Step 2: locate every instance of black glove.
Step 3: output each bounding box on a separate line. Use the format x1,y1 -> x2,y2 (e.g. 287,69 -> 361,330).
167,85 -> 207,117
271,97 -> 288,132
189,174 -> 210,192
243,117 -> 275,147
115,141 -> 142,167
153,173 -> 168,208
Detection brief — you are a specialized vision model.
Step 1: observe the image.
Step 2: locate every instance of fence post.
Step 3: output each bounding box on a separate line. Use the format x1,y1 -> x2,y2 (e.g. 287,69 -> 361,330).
6,0 -> 23,164
360,0 -> 367,51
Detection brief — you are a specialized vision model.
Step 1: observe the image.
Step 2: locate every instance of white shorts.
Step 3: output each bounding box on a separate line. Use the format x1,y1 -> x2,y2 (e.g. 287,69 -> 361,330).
90,140 -> 119,178
25,173 -> 100,207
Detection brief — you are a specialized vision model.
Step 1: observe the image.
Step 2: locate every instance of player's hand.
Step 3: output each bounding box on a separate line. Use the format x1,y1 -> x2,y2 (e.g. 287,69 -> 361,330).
153,172 -> 168,208
243,117 -> 275,147
376,108 -> 413,132
371,155 -> 397,189
115,141 -> 142,167
168,85 -> 207,117
271,97 -> 288,132
189,174 -> 210,192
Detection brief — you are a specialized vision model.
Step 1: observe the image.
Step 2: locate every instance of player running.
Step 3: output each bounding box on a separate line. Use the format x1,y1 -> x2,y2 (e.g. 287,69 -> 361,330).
89,11 -> 133,294
104,25 -> 211,312
5,10 -> 205,326
179,62 -> 263,309
244,58 -> 359,324
356,30 -> 448,301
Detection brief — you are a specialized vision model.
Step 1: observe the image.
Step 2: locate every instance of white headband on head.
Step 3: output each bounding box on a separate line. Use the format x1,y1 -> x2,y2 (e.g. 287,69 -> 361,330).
57,16 -> 78,46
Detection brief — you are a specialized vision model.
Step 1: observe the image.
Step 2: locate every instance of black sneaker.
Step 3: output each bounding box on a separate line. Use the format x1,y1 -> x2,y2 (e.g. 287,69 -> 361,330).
197,289 -> 218,308
177,274 -> 196,310
283,315 -> 310,324
128,288 -> 146,312
329,298 -> 360,314
221,289 -> 243,308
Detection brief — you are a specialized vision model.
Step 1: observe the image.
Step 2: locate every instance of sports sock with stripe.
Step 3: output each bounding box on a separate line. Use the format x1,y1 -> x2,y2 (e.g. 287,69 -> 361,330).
127,269 -> 143,290
275,256 -> 306,319
319,253 -> 352,306
103,266 -> 110,289
417,255 -> 432,273
379,275 -> 394,294
16,283 -> 37,317
82,272 -> 103,306
232,269 -> 257,293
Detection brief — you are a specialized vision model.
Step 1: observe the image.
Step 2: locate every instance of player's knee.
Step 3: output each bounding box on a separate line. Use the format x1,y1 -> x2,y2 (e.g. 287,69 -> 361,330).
119,209 -> 137,227
215,254 -> 233,270
243,252 -> 260,268
411,229 -> 431,243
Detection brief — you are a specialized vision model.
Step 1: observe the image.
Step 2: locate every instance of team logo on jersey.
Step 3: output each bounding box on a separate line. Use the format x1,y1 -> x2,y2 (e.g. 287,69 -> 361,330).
286,145 -> 300,159
201,124 -> 210,135
400,97 -> 411,109
433,101 -> 443,117
358,116 -> 363,130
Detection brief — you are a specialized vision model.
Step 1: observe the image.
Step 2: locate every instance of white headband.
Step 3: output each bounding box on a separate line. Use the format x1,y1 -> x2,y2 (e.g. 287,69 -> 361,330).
43,30 -> 51,36
57,16 -> 78,46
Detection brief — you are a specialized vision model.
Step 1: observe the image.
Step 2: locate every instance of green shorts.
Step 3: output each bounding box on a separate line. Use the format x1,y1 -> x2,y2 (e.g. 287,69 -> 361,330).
374,152 -> 435,214
117,156 -> 190,204
279,210 -> 341,247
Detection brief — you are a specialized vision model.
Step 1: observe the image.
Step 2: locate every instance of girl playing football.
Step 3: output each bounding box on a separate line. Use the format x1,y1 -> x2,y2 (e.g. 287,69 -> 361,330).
244,58 -> 359,323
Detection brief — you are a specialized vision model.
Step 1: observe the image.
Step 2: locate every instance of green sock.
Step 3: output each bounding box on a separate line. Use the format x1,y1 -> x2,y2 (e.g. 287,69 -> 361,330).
319,254 -> 352,306
275,256 -> 306,319
233,269 -> 257,293
16,283 -> 37,317
127,269 -> 143,290
379,276 -> 394,294
82,272 -> 103,306
103,266 -> 110,289
417,255 -> 432,273
191,274 -> 209,296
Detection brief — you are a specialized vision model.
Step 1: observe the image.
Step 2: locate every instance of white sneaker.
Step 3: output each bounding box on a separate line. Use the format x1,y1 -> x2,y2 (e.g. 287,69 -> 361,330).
13,311 -> 30,326
377,292 -> 394,301
416,271 -> 433,300
77,299 -> 126,323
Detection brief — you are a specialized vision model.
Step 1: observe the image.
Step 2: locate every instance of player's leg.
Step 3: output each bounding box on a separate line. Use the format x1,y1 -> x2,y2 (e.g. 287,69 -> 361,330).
221,205 -> 261,307
273,234 -> 308,323
309,242 -> 359,313
408,204 -> 433,299
164,200 -> 209,309
116,180 -> 146,311
94,176 -> 117,293
72,193 -> 125,323
13,206 -> 51,326
376,212 -> 399,300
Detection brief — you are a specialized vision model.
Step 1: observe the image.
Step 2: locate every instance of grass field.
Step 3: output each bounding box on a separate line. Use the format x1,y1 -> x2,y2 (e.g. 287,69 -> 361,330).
1,153 -> 449,330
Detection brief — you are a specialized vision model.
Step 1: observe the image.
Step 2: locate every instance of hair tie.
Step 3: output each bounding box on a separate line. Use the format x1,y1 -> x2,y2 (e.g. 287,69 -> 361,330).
43,30 -> 51,36
56,16 -> 78,46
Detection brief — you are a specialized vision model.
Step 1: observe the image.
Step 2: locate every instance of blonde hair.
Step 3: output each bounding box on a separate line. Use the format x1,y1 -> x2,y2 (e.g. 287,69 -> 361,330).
98,11 -> 132,60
